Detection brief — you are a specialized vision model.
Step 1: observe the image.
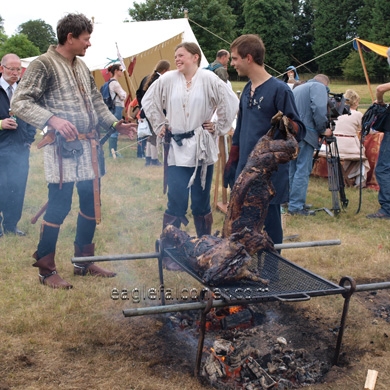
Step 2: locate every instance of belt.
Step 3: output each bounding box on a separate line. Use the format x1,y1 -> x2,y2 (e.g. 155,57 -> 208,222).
37,128 -> 102,224
37,129 -> 98,148
334,134 -> 355,138
172,130 -> 195,146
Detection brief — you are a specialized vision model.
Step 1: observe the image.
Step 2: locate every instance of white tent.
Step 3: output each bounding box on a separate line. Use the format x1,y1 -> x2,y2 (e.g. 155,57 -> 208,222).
22,18 -> 208,101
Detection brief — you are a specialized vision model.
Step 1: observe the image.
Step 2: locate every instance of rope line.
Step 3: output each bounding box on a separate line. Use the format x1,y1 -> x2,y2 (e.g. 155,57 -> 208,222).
188,17 -> 355,78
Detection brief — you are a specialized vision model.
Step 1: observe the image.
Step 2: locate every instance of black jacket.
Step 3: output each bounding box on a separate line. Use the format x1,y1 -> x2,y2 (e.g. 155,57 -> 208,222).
0,85 -> 36,152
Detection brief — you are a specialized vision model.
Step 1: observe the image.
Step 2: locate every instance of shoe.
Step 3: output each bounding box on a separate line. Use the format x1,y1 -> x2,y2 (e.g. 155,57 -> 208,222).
366,212 -> 390,220
289,209 -> 316,216
303,204 -> 313,210
151,159 -> 162,166
4,228 -> 26,236
115,152 -> 123,158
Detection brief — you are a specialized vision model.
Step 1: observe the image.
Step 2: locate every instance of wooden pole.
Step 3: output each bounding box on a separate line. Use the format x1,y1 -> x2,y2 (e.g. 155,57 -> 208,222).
356,39 -> 375,102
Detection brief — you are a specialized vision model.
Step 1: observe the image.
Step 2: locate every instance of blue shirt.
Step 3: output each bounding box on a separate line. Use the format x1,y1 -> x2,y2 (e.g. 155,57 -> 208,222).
233,76 -> 305,204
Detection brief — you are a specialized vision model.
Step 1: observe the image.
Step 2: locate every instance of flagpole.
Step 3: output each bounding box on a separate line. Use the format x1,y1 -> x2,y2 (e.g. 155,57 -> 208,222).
356,39 -> 375,102
116,42 -> 133,102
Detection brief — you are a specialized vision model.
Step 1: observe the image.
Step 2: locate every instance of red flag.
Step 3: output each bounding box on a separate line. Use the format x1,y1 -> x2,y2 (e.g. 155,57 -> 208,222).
128,57 -> 137,76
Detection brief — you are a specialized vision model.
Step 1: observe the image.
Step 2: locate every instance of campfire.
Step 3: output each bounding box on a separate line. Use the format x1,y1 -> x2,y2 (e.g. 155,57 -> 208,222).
201,325 -> 331,389
167,303 -> 332,389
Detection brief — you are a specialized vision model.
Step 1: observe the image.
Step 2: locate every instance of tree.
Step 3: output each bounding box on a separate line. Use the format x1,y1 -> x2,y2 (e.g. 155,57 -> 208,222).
227,0 -> 245,36
364,0 -> 390,80
129,0 -> 189,20
312,0 -> 364,76
291,0 -> 316,74
17,19 -> 56,54
242,0 -> 294,74
129,0 -> 236,63
342,51 -> 374,81
0,34 -> 40,60
0,15 -> 4,33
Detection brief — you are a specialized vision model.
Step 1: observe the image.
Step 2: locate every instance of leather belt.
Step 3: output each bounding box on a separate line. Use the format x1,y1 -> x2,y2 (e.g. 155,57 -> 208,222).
172,130 -> 195,146
37,129 -> 102,224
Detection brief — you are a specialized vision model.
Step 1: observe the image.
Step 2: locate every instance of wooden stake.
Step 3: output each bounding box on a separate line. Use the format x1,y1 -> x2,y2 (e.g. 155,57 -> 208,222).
364,369 -> 378,390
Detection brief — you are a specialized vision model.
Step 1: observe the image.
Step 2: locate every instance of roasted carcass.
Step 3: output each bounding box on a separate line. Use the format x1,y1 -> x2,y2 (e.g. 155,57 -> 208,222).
222,111 -> 299,253
161,225 -> 268,286
161,112 -> 299,285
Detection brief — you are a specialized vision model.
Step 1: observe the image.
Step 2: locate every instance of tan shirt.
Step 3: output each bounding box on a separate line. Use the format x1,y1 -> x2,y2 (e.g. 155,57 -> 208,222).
12,45 -> 117,183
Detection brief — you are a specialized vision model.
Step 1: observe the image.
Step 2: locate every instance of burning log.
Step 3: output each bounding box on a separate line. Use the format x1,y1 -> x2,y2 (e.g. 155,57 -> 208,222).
221,308 -> 253,330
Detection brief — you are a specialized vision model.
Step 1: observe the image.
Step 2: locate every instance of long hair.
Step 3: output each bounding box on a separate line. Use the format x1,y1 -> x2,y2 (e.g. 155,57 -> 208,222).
143,60 -> 171,92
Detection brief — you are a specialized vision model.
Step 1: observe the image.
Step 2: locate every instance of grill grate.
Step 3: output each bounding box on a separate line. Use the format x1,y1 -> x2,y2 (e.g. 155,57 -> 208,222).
164,248 -> 345,302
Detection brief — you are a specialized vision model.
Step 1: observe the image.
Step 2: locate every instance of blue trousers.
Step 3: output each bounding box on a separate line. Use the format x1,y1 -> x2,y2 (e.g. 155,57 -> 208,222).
0,146 -> 30,231
375,131 -> 390,215
288,140 -> 314,212
166,165 -> 213,218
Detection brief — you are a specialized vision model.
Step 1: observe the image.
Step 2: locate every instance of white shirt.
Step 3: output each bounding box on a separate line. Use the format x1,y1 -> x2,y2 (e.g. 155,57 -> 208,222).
142,68 -> 239,168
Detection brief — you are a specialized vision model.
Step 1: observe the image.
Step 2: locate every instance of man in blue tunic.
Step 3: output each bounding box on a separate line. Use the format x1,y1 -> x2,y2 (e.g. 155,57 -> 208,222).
224,34 -> 305,247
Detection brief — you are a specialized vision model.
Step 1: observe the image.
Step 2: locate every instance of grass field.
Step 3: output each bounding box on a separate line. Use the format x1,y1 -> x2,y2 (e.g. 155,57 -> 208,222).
230,80 -> 378,106
1,81 -> 390,389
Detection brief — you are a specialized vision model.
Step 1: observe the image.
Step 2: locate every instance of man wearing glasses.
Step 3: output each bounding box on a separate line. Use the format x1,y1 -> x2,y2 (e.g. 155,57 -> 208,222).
0,54 -> 36,237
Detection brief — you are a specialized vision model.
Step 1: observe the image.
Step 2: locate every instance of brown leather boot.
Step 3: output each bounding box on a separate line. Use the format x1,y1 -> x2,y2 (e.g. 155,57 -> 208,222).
193,212 -> 213,237
32,252 -> 73,289
73,243 -> 116,277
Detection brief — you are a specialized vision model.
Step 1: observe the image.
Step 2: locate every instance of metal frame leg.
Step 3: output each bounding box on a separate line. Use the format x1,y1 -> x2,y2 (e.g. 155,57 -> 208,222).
334,276 -> 356,365
195,290 -> 213,377
155,239 -> 165,305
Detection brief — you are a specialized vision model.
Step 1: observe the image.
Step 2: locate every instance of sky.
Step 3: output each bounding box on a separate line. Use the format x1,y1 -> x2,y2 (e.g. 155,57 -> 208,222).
1,1 -> 142,37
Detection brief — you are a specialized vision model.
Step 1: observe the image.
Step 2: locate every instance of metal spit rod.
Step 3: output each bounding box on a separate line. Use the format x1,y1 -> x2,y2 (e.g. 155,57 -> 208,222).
122,281 -> 390,318
71,239 -> 341,263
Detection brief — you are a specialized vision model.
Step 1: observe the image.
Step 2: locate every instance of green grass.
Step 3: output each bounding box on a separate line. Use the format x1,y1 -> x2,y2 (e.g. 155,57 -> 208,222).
1,94 -> 390,388
230,80 -> 378,107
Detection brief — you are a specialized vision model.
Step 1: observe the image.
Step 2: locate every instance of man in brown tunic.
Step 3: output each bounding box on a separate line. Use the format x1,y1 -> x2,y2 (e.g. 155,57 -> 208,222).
12,13 -> 137,289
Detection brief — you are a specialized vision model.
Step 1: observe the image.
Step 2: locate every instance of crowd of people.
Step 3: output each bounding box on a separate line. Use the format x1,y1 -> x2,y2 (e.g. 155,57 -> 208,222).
2,12 -> 390,289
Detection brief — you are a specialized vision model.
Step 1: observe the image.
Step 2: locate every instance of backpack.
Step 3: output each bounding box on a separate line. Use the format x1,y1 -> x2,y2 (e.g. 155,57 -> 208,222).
100,79 -> 117,113
361,103 -> 390,136
204,62 -> 224,72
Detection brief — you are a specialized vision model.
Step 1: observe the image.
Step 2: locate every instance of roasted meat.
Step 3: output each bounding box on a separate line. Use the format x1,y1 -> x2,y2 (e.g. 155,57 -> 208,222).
161,112 -> 299,285
161,225 -> 268,286
222,112 -> 299,253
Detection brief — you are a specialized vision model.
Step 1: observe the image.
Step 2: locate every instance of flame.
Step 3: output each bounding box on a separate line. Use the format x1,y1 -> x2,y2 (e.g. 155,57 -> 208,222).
228,305 -> 243,315
210,348 -> 241,378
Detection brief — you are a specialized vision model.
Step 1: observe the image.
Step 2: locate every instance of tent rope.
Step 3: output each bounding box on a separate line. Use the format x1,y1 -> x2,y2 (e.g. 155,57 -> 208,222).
275,38 -> 356,78
187,17 -> 280,74
188,18 -> 355,77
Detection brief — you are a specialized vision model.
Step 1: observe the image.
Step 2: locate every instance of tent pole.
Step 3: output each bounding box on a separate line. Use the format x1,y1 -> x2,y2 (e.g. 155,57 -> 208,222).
356,39 -> 375,102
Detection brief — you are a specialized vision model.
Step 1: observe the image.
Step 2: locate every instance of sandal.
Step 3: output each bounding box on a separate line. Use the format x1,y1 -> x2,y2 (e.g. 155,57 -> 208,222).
366,212 -> 390,219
